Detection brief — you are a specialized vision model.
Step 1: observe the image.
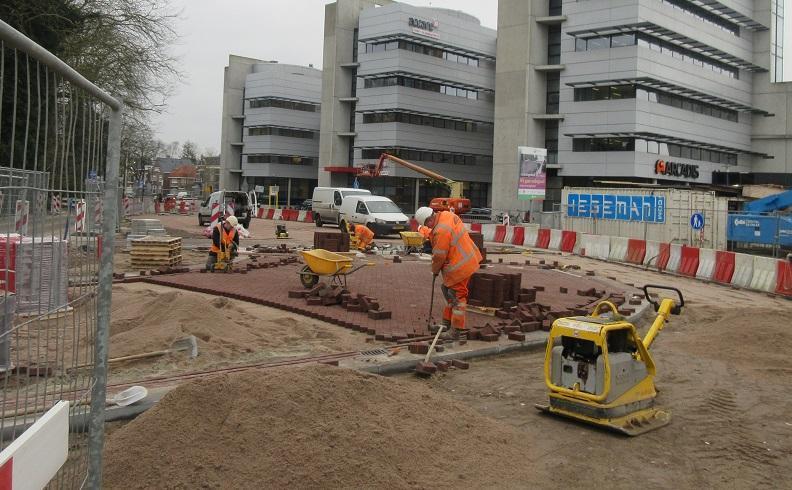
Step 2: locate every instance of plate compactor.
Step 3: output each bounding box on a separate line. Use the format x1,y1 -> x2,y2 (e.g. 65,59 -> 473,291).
535,285 -> 684,436
276,224 -> 289,239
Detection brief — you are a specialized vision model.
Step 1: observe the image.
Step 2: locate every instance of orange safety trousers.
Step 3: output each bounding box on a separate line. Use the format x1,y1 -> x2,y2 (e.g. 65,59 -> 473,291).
441,277 -> 470,330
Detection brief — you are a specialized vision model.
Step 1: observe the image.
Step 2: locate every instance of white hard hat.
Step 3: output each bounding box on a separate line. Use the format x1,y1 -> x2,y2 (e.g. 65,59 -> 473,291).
414,207 -> 434,226
225,215 -> 239,227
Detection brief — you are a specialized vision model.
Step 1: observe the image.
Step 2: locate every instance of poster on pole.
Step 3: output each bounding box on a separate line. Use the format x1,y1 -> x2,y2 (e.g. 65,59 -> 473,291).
517,146 -> 547,200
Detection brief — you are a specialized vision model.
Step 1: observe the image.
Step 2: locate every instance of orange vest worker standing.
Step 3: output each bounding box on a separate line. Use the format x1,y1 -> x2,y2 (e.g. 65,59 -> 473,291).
415,207 -> 482,337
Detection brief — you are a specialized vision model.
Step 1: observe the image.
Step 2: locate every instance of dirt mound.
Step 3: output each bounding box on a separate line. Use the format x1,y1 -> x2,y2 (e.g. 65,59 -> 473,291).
103,365 -> 534,489
109,283 -> 366,365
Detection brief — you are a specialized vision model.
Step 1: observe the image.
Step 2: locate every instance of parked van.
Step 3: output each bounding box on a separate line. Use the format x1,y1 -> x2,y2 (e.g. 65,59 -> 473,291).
311,187 -> 372,227
338,195 -> 409,236
198,191 -> 254,228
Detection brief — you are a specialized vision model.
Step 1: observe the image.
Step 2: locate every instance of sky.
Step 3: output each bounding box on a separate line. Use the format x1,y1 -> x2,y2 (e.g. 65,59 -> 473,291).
150,0 -> 497,154
151,0 -> 790,154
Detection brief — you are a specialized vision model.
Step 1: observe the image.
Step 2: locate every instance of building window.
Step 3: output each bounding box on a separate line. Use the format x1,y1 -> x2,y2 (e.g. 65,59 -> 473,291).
546,73 -> 560,114
248,97 -> 320,112
547,26 -> 561,64
572,137 -> 739,164
574,32 -> 740,79
246,154 -> 317,165
549,0 -> 562,16
363,75 -> 494,101
574,84 -> 739,122
545,120 -> 559,166
363,39 -> 487,68
361,111 -> 490,133
360,148 -> 491,166
247,126 -> 317,139
659,0 -> 740,36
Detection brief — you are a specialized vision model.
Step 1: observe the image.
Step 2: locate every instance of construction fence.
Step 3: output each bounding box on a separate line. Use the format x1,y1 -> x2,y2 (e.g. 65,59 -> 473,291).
0,19 -> 121,489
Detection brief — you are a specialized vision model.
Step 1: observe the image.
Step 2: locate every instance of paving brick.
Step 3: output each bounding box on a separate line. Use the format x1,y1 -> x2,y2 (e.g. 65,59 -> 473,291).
436,360 -> 450,372
480,333 -> 499,342
559,287 -> 568,294
306,297 -> 323,306
451,359 -> 469,370
415,361 -> 437,375
409,342 -> 430,355
368,310 -> 392,320
508,331 -> 526,341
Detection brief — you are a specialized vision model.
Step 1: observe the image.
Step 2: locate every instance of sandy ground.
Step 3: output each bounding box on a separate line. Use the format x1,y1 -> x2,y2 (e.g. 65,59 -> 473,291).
107,282 -> 371,383
405,252 -> 792,489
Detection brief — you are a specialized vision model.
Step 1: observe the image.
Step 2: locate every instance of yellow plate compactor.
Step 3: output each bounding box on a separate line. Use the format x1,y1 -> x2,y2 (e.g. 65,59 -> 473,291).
536,285 -> 684,436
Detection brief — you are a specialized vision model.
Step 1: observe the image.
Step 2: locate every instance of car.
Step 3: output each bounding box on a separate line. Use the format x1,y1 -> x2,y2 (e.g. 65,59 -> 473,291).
311,187 -> 372,227
198,191 -> 253,228
338,195 -> 409,236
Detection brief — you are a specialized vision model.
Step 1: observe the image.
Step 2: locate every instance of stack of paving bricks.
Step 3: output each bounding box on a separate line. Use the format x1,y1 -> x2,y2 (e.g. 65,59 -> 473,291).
289,284 -> 393,320
467,272 -> 522,308
469,232 -> 485,263
313,231 -> 350,253
130,236 -> 183,269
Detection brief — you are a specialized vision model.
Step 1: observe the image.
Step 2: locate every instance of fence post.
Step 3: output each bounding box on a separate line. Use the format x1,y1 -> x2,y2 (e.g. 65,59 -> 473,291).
87,102 -> 122,488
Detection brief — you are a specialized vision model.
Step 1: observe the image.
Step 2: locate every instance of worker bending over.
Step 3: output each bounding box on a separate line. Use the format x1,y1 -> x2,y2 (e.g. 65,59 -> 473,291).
415,207 -> 482,338
417,225 -> 432,254
348,222 -> 375,252
206,215 -> 240,270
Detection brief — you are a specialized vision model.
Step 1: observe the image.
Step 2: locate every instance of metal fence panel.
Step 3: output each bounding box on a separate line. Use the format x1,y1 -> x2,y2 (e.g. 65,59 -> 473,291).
0,19 -> 120,488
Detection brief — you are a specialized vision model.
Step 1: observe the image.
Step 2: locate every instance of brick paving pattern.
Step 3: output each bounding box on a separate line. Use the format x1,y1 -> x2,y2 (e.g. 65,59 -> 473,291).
138,254 -> 633,340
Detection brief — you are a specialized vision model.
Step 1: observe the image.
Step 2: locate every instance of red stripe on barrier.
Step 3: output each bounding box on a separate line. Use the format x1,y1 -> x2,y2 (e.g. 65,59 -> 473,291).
493,225 -> 506,243
656,243 -> 671,270
776,261 -> 792,297
265,208 -> 275,219
536,229 -> 551,249
678,245 -> 700,277
626,239 -> 646,264
471,223 -> 482,233
256,208 -> 264,218
560,231 -> 576,253
511,226 -> 525,245
713,251 -> 735,283
304,211 -> 314,223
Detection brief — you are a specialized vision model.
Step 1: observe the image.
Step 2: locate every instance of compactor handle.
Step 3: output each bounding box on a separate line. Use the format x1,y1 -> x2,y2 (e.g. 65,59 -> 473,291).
642,284 -> 684,314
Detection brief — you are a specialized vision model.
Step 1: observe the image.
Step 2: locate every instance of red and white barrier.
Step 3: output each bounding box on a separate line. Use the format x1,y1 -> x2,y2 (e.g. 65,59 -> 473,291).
696,248 -> 716,280
94,197 -> 103,227
608,237 -> 629,262
178,199 -> 188,215
579,234 -> 609,260
75,200 -> 86,232
493,225 -> 507,243
504,226 -> 515,244
712,251 -> 736,283
523,225 -> 539,247
666,244 -> 682,273
559,231 -> 577,253
210,202 -> 221,228
14,200 -> 29,236
481,223 -> 497,242
536,228 -> 551,249
122,197 -> 130,217
298,210 -> 308,222
510,226 -> 525,246
272,208 -> 283,220
625,239 -> 646,265
731,253 -> 754,288
470,223 -> 482,234
749,256 -> 778,293
51,194 -> 61,214
677,245 -> 700,277
0,400 -> 69,490
644,240 -> 661,267
776,261 -> 792,297
548,229 -> 562,250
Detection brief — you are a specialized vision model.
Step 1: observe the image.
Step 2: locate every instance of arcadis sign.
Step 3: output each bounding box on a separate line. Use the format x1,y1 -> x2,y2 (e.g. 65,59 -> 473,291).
567,193 -> 666,223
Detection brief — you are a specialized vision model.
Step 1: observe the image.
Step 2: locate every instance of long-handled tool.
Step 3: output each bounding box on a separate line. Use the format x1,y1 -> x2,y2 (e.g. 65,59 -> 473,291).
69,336 -> 199,371
416,275 -> 444,377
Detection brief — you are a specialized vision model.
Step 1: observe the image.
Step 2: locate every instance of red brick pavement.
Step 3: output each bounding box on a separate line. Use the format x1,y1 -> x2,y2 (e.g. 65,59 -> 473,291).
137,255 -> 632,340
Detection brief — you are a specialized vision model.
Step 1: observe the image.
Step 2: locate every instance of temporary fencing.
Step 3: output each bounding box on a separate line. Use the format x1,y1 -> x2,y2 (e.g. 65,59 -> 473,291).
0,19 -> 122,488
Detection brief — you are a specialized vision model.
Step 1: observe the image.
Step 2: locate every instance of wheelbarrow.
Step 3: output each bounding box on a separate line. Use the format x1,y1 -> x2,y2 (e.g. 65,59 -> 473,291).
400,231 -> 428,255
298,249 -> 373,288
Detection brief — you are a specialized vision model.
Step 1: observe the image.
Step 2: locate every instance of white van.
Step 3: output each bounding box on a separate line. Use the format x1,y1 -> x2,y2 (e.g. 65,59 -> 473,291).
338,195 -> 409,236
311,187 -> 371,227
198,191 -> 255,228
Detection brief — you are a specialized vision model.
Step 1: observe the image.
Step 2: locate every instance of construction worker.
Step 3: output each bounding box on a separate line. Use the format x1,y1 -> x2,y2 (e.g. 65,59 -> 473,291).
206,215 -> 240,270
417,224 -> 432,254
348,222 -> 375,252
415,206 -> 482,338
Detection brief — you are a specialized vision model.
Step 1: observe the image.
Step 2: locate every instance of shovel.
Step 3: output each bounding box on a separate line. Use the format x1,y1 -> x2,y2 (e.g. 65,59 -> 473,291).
69,335 -> 199,371
416,275 -> 444,377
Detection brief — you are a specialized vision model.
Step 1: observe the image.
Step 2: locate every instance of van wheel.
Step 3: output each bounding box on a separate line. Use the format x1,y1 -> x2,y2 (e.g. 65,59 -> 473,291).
198,214 -> 205,226
339,220 -> 348,233
315,214 -> 323,227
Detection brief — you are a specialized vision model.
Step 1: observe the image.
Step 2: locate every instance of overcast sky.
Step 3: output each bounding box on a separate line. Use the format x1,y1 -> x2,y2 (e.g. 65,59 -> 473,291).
151,0 -> 790,154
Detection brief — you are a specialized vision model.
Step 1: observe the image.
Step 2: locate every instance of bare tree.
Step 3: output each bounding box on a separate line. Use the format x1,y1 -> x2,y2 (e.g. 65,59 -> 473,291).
181,141 -> 199,163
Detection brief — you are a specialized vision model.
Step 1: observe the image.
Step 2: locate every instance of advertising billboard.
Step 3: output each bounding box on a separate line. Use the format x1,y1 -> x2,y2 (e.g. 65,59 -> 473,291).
517,146 -> 546,200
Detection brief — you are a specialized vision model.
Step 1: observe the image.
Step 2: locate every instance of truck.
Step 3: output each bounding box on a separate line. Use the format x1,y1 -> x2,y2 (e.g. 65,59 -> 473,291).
727,188 -> 792,249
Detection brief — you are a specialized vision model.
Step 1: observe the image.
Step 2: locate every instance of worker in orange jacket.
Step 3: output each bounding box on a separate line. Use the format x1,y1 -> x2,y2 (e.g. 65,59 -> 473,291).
206,215 -> 239,271
415,207 -> 482,338
348,222 -> 375,252
417,224 -> 432,254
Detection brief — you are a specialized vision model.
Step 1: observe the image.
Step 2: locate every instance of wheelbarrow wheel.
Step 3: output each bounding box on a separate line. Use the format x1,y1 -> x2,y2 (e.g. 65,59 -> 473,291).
300,265 -> 319,288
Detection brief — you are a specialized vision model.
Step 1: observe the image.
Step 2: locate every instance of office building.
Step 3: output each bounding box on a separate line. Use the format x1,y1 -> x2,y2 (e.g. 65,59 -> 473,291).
220,56 -> 322,205
319,1 -> 497,212
492,0 -> 792,213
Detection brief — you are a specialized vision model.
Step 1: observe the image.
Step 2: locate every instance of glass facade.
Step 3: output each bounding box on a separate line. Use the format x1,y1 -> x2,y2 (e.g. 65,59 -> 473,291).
361,112 -> 490,133
248,97 -> 320,112
771,0 -> 784,82
362,39 -> 491,68
363,75 -> 494,101
246,154 -> 317,165
573,84 -> 739,122
247,126 -> 317,138
248,177 -> 317,206
360,147 -> 491,166
659,0 -> 740,36
572,137 -> 739,164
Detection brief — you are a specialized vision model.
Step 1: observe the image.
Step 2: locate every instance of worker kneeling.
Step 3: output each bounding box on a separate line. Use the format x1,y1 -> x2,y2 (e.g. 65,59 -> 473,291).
415,207 -> 482,338
206,215 -> 240,271
348,222 -> 375,252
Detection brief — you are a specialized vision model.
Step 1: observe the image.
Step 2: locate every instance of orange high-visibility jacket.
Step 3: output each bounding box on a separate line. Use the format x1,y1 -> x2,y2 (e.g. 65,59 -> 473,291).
418,225 -> 431,240
430,211 -> 482,287
354,224 -> 375,244
210,223 -> 238,254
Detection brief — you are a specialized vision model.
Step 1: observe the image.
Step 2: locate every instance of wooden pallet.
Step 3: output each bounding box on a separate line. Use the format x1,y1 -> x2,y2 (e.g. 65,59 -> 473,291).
131,236 -> 181,246
131,255 -> 183,267
130,248 -> 182,257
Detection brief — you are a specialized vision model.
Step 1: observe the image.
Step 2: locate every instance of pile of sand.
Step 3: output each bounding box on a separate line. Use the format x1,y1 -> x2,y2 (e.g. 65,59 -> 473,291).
110,283 -> 364,362
103,365 -> 534,489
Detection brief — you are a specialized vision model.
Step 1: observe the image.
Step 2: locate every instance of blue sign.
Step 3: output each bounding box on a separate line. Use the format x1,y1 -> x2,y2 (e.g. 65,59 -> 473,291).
353,177 -> 359,189
690,213 -> 705,230
87,170 -> 97,180
567,193 -> 666,223
728,214 -> 792,246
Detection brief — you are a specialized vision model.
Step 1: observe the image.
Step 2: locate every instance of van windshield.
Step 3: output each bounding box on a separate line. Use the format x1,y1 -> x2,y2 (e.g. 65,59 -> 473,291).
366,201 -> 402,213
341,190 -> 370,197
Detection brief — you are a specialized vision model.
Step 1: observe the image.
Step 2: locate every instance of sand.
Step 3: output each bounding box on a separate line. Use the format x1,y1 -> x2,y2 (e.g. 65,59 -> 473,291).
108,283 -> 368,379
103,364 -> 535,489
